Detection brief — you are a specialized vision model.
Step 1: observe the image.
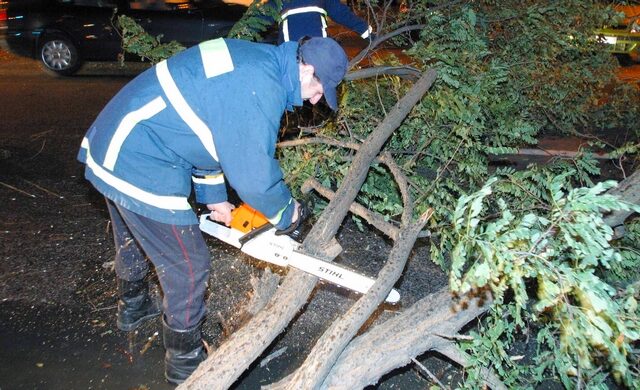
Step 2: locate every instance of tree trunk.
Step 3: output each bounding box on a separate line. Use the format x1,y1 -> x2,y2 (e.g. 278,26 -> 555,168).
604,170 -> 640,239
179,69 -> 437,390
320,288 -> 492,389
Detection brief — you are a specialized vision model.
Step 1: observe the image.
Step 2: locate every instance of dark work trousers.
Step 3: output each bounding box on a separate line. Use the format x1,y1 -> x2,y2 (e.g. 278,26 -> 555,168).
106,198 -> 210,330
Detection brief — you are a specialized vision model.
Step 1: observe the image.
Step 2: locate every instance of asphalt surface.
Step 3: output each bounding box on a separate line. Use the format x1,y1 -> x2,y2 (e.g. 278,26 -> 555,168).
0,48 -> 175,389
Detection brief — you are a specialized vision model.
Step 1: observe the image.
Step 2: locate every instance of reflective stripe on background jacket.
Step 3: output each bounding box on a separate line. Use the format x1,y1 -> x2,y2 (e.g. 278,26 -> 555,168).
276,0 -> 372,43
77,39 -> 302,228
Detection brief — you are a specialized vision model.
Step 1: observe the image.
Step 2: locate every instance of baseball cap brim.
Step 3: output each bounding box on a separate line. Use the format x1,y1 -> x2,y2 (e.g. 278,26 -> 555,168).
322,81 -> 339,111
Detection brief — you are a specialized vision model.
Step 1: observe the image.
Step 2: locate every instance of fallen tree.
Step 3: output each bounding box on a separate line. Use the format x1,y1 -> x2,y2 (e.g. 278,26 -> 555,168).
119,0 -> 640,387
318,288 -> 498,390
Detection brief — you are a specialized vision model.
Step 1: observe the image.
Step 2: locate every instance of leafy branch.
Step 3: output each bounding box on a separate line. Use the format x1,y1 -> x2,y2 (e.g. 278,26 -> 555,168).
448,176 -> 640,387
116,15 -> 185,65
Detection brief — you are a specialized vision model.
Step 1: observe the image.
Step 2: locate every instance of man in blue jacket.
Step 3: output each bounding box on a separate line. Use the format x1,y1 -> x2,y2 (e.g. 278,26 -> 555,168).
270,0 -> 373,43
77,36 -> 348,384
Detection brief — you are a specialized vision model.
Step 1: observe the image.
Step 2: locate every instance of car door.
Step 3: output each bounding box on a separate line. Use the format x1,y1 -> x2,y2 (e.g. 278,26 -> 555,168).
55,0 -> 126,61
124,0 -> 205,48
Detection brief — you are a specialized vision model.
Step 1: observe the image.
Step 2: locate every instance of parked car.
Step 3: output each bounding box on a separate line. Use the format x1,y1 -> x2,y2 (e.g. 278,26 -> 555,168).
5,0 -> 250,75
594,5 -> 640,65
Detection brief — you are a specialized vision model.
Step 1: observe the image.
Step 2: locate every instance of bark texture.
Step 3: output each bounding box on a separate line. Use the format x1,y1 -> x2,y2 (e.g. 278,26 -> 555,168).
319,288 -> 492,390
604,170 -> 640,238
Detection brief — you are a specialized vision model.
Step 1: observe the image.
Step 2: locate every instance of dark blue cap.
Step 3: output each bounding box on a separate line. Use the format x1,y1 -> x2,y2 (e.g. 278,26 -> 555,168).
299,37 -> 348,111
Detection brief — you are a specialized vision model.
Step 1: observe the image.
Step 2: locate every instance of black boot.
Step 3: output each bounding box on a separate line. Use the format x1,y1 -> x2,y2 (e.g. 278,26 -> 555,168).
116,278 -> 162,331
163,316 -> 208,384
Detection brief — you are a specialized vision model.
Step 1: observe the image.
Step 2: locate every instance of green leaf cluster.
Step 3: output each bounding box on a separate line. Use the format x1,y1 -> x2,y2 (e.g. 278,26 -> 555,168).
607,218 -> 640,285
116,15 -> 185,65
278,1 -> 640,386
227,0 -> 282,42
448,174 -> 640,387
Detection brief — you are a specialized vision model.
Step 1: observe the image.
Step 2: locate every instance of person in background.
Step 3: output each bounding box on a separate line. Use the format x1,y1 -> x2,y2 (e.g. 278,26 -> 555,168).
77,36 -> 348,384
267,0 -> 374,44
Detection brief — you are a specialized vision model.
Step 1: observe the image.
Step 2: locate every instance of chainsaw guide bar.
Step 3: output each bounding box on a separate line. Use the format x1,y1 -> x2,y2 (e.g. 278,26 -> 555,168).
199,213 -> 400,304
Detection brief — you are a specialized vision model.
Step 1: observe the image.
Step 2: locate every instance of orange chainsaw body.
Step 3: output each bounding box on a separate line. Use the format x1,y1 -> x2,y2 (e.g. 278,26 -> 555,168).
230,204 -> 270,233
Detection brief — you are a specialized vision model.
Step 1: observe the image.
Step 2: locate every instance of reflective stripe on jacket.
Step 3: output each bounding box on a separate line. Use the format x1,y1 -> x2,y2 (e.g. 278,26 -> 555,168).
78,39 -> 302,227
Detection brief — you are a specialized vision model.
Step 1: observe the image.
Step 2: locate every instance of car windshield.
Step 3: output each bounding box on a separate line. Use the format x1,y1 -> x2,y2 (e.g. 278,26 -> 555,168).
54,0 -> 196,10
57,0 -> 118,7
129,0 -> 174,11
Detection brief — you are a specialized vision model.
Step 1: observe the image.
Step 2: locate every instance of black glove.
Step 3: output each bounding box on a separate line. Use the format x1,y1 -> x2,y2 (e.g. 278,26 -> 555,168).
275,200 -> 309,241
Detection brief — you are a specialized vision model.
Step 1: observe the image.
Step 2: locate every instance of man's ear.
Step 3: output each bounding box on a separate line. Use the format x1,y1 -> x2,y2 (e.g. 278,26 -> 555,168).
299,63 -> 315,83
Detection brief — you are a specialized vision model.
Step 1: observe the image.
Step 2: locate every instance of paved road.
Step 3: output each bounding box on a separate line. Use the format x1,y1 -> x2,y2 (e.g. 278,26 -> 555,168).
0,49 -> 146,143
0,47 -> 177,389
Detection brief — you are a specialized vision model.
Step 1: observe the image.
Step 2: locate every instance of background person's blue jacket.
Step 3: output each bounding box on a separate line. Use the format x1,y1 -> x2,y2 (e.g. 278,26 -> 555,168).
77,39 -> 302,228
270,0 -> 372,43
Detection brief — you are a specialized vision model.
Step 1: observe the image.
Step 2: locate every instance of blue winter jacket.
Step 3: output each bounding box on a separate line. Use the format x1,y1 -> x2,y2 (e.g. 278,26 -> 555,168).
271,0 -> 372,43
77,39 -> 302,228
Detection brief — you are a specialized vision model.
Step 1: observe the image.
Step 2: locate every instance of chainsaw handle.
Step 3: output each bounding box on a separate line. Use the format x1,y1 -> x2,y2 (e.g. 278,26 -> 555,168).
238,222 -> 274,246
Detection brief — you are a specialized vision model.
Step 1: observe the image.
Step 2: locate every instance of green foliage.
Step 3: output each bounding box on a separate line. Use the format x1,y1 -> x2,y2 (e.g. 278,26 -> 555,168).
275,0 -> 640,387
447,175 -> 640,387
116,15 -> 185,65
227,0 -> 282,41
608,219 -> 640,285
111,0 -> 640,386
458,314 -> 532,389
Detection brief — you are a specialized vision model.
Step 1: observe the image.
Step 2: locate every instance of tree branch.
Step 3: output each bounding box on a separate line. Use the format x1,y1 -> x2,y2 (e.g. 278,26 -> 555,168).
379,151 -> 413,225
302,178 -> 401,240
348,24 -> 426,68
319,288 -> 492,389
346,66 -> 423,82
306,69 -> 437,247
277,135 -> 360,150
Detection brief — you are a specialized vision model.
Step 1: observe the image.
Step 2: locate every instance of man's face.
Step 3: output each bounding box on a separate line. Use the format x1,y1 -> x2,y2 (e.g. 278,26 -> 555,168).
299,64 -> 324,105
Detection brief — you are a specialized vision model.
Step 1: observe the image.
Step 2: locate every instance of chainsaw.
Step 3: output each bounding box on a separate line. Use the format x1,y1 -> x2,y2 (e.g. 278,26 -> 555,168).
199,203 -> 400,304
